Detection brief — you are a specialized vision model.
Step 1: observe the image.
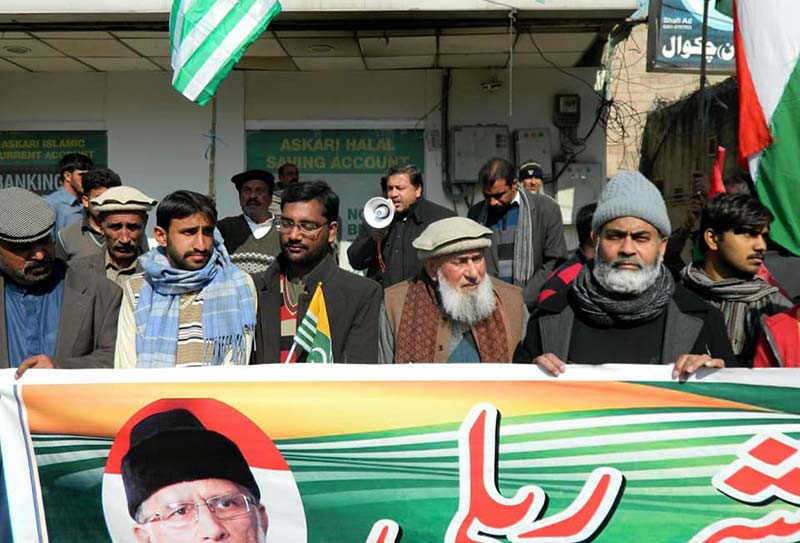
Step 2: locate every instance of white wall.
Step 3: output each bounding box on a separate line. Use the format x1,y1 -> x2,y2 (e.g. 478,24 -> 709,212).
0,65 -> 605,223
0,71 -> 246,232
245,66 -> 605,216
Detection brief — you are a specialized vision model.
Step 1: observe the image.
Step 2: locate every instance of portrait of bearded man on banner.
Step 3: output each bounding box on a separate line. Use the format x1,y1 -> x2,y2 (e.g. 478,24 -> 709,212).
101,398 -> 306,543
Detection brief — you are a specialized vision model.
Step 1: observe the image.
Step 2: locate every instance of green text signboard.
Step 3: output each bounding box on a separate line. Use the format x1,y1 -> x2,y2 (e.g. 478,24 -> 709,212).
0,131 -> 108,195
247,129 -> 425,241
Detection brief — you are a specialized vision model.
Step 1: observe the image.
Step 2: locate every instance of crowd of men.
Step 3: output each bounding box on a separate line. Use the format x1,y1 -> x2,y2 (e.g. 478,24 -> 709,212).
3,150 -> 800,541
0,151 -> 798,378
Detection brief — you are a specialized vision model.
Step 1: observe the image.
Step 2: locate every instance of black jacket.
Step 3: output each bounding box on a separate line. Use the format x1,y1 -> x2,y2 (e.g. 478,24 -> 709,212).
514,282 -> 737,366
217,214 -> 253,255
347,197 -> 454,287
252,254 -> 382,363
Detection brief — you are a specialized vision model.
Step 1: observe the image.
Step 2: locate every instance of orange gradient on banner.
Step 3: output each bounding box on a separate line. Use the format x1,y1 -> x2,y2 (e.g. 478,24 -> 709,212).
22,381 -> 760,439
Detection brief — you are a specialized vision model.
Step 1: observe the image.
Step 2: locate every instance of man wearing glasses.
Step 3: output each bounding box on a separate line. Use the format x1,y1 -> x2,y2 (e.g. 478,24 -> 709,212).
122,408 -> 268,543
253,181 -> 382,363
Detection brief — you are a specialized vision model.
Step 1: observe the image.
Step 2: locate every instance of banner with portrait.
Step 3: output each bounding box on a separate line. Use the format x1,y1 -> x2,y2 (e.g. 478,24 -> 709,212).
1,364 -> 799,542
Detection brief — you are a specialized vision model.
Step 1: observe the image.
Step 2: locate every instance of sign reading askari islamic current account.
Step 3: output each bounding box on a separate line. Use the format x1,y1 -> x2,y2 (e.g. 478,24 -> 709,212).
0,131 -> 108,195
2,364 -> 800,543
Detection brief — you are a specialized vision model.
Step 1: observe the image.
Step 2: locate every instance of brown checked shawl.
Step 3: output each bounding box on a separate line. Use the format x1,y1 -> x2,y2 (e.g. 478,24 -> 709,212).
394,278 -> 510,363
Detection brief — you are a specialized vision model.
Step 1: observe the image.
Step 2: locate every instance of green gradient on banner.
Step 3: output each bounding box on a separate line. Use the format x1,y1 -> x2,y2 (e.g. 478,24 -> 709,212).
34,436 -> 112,542
27,380 -> 800,542
645,382 -> 800,413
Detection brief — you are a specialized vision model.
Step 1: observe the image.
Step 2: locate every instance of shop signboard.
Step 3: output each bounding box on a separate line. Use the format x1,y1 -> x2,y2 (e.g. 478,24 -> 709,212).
0,131 -> 108,195
647,0 -> 735,74
246,129 -> 425,242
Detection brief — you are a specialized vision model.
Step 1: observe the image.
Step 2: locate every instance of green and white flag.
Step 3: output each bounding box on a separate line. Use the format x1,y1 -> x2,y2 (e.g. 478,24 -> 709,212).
733,0 -> 800,255
285,283 -> 333,363
169,0 -> 282,106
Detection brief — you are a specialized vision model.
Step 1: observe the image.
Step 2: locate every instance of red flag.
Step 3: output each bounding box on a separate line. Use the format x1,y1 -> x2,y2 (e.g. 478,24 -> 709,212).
733,0 -> 773,168
709,146 -> 726,200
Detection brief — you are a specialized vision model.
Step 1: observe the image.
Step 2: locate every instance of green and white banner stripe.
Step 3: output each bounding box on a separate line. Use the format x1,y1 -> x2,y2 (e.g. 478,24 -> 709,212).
33,406 -> 800,541
170,0 -> 282,106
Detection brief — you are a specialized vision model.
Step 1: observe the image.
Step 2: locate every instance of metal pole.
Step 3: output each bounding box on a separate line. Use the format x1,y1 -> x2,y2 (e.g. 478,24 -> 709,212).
698,0 -> 710,173
208,95 -> 217,200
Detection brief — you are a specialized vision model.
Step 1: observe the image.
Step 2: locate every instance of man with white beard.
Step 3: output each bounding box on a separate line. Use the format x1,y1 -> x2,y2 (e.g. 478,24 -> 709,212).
379,217 -> 527,363
514,171 -> 738,379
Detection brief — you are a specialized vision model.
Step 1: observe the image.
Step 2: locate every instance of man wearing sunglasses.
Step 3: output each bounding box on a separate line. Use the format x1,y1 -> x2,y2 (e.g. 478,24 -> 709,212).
122,409 -> 268,543
253,181 -> 382,363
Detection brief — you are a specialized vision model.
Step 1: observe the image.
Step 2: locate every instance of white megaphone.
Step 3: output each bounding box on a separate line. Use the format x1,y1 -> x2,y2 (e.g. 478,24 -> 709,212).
364,197 -> 395,230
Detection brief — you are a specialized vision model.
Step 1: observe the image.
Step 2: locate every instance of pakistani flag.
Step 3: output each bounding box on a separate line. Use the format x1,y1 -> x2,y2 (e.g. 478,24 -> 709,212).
289,283 -> 333,363
732,0 -> 800,255
169,0 -> 282,106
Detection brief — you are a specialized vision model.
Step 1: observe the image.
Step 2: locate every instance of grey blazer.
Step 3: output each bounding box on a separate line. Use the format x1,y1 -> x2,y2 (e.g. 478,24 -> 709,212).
0,263 -> 122,369
468,189 -> 568,308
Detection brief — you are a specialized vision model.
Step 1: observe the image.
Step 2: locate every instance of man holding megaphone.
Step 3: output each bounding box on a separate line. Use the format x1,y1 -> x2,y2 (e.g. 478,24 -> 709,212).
348,164 -> 454,287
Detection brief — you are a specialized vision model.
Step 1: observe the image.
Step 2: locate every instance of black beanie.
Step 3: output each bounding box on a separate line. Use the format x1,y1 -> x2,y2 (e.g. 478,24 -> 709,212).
121,409 -> 260,519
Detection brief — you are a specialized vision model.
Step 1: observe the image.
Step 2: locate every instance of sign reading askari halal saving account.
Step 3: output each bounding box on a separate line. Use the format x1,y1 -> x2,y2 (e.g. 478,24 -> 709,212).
247,129 -> 425,240
0,131 -> 108,195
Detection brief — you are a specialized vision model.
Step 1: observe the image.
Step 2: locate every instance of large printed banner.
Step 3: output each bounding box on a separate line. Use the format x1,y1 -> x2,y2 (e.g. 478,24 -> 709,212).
2,364 -> 800,542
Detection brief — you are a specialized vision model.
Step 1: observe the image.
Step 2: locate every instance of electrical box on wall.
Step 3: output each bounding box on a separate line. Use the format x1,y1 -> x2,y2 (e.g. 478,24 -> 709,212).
554,94 -> 581,128
515,128 -> 552,178
552,162 -> 604,225
451,125 -> 510,183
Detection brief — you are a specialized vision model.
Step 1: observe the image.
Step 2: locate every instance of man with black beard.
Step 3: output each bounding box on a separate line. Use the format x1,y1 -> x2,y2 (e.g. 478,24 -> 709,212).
0,187 -> 121,375
379,217 -> 527,363
253,181 -> 381,363
515,171 -> 736,379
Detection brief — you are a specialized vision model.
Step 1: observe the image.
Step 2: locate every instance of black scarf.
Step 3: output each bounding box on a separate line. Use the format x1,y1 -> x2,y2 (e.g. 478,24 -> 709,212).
571,263 -> 675,326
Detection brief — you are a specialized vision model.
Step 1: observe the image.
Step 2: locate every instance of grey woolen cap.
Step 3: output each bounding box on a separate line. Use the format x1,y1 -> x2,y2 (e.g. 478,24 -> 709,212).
413,217 -> 492,261
0,187 -> 56,243
591,170 -> 672,237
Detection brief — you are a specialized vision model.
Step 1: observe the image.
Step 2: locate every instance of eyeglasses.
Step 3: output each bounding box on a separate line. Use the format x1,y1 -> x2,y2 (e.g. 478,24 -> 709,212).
140,493 -> 254,529
277,218 -> 329,234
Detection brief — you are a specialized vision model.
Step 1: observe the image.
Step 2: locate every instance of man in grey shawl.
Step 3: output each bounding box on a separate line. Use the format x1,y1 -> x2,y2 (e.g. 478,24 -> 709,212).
468,157 -> 567,308
681,193 -> 792,365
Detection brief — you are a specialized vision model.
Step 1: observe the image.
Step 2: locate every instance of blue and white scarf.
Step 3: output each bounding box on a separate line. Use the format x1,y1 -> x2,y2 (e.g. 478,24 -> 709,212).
134,230 -> 256,367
